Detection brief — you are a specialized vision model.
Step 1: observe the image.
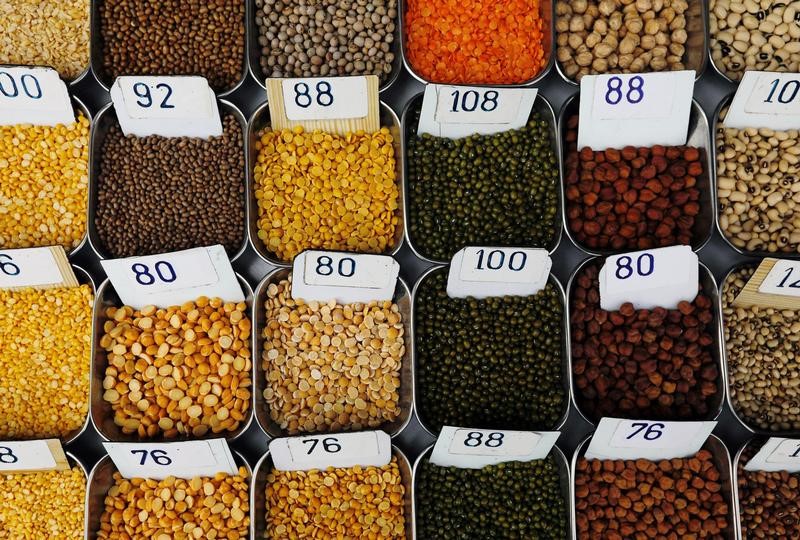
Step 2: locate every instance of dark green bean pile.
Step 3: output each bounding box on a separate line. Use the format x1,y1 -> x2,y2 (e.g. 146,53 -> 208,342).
416,456 -> 568,539
406,103 -> 560,261
414,269 -> 566,432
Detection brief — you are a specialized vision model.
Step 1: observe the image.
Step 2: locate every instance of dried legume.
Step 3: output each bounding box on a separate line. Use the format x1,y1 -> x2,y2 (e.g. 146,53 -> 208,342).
253,126 -> 399,262
98,467 -> 250,539
716,108 -> 800,254
266,457 -> 406,539
98,0 -> 245,92
415,268 -> 565,433
564,114 -> 704,251
556,0 -> 690,81
710,0 -> 800,81
0,0 -> 89,81
0,285 -> 92,439
255,0 -> 397,82
95,113 -> 245,258
722,266 -> 800,431
738,442 -> 800,539
262,276 -> 404,434
575,449 -> 730,539
405,0 -> 546,84
0,465 -> 86,538
571,262 -> 719,421
99,297 -> 252,439
406,103 -> 559,261
416,455 -> 568,539
0,112 -> 89,251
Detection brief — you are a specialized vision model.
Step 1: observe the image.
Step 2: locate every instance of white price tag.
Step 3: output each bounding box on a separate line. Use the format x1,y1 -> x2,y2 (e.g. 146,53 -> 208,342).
291,251 -> 399,304
447,247 -> 551,299
270,431 -> 391,472
745,438 -> 800,473
110,76 -> 221,138
584,418 -> 717,461
100,245 -> 244,310
0,66 -> 73,126
281,77 -> 368,121
417,85 -> 537,138
0,440 -> 66,473
429,427 -> 560,469
724,72 -> 800,130
599,245 -> 698,311
103,439 -> 238,480
0,247 -> 68,289
758,259 -> 800,297
578,70 -> 695,150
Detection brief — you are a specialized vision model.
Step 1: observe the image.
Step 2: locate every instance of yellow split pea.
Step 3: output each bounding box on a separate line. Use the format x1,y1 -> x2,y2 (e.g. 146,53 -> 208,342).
0,113 -> 90,251
253,126 -> 399,262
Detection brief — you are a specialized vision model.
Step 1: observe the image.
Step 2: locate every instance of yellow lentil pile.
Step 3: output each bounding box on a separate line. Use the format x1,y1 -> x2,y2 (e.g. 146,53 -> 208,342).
0,1 -> 90,80
262,276 -> 405,434
0,285 -> 92,439
266,457 -> 406,539
0,465 -> 86,538
98,468 -> 250,540
253,126 -> 399,262
0,112 -> 90,251
99,297 -> 252,439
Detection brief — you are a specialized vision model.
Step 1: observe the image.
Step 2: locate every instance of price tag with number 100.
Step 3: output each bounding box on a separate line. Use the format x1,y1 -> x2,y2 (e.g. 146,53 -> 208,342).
584,418 -> 717,461
430,427 -> 560,469
0,67 -> 74,126
724,71 -> 800,130
270,430 -> 392,471
291,250 -> 399,304
578,70 -> 695,150
447,247 -> 551,299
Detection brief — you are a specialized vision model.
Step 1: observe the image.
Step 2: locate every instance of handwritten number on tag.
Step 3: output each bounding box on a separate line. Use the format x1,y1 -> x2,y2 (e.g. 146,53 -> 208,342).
463,432 -> 505,448
790,444 -> 800,458
615,253 -> 655,280
764,79 -> 800,104
475,249 -> 527,271
777,266 -> 800,289
449,90 -> 499,113
0,447 -> 18,464
626,422 -> 665,441
315,255 -> 355,277
131,261 -> 177,286
294,81 -> 334,109
0,254 -> 20,276
605,76 -> 644,105
130,449 -> 172,466
132,83 -> 175,109
0,72 -> 43,99
302,437 -> 342,455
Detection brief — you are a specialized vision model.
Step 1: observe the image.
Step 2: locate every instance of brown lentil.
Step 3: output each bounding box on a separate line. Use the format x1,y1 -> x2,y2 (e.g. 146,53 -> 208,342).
0,285 -> 92,439
0,465 -> 86,538
710,0 -> 800,81
575,449 -> 730,539
571,262 -> 719,421
255,0 -> 397,83
98,0 -> 245,92
0,112 -> 89,251
262,276 -> 404,435
564,114 -> 704,251
253,126 -> 399,262
716,108 -> 800,254
99,297 -> 252,439
556,0 -> 689,81
738,443 -> 800,539
266,457 -> 406,539
95,113 -> 245,258
97,467 -> 250,539
722,266 -> 800,431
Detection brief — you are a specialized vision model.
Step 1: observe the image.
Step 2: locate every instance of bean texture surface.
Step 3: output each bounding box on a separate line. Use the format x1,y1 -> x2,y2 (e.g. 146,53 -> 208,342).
407,104 -> 559,261
95,113 -> 245,258
253,126 -> 399,262
0,285 -> 92,439
415,268 -> 566,433
100,297 -> 252,439
0,113 -> 89,251
262,276 -> 404,434
266,457 -> 406,539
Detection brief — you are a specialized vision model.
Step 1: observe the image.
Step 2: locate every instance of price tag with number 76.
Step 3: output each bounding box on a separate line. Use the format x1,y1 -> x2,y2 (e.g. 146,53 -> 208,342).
270,430 -> 392,471
584,418 -> 717,461
103,439 -> 239,480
